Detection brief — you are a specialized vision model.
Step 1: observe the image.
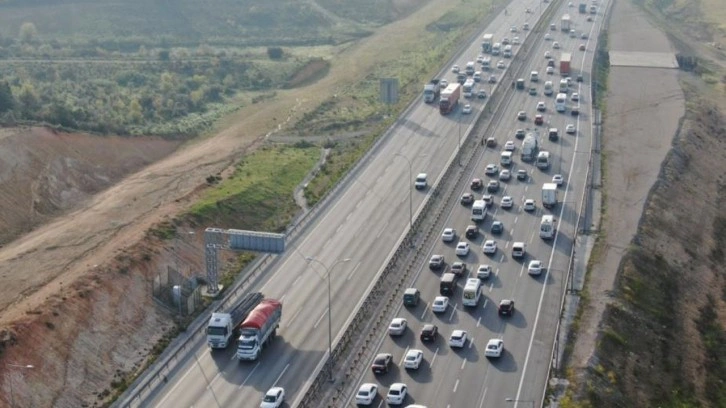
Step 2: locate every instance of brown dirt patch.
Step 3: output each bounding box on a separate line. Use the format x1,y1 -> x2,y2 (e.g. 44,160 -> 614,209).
285,58 -> 331,89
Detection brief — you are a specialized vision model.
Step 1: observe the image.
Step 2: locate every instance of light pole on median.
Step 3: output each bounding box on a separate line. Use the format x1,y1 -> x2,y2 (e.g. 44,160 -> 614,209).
6,363 -> 33,408
393,153 -> 414,232
506,397 -> 536,407
305,257 -> 351,383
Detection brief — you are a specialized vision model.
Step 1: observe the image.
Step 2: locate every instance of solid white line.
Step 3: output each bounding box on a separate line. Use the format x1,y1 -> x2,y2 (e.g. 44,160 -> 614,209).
461,359 -> 467,370
430,347 -> 439,368
477,387 -> 488,408
157,360 -> 199,406
453,378 -> 460,393
292,275 -> 302,287
313,308 -> 328,329
420,305 -> 428,320
448,303 -> 457,321
238,362 -> 260,388
399,346 -> 410,366
272,363 -> 289,388
376,223 -> 387,239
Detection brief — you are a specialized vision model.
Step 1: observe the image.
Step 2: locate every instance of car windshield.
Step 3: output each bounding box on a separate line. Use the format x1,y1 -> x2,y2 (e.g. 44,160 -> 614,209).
263,394 -> 277,402
390,390 -> 401,396
358,390 -> 369,396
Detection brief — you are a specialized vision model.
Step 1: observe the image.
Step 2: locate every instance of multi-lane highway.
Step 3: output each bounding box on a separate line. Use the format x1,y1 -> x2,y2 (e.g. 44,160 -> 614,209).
139,0 -> 604,407
346,1 -> 607,407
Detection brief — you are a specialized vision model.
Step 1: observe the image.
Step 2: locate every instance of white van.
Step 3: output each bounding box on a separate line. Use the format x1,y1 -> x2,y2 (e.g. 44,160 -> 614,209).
544,81 -> 554,95
465,61 -> 476,75
503,44 -> 513,58
500,151 -> 513,166
512,242 -> 526,258
481,57 -> 491,70
530,71 -> 539,82
555,93 -> 567,112
559,79 -> 569,93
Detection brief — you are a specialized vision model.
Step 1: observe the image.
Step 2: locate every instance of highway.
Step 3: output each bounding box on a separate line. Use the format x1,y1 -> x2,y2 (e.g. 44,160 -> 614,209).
140,0 -> 599,407
345,1 -> 607,407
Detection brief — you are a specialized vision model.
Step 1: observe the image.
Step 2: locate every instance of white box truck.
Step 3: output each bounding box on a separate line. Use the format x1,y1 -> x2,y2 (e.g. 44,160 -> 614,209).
542,183 -> 558,208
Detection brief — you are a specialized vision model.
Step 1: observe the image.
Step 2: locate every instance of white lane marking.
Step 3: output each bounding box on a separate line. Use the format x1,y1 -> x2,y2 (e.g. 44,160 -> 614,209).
514,216 -> 518,224
477,316 -> 482,327
335,224 -> 343,234
482,299 -> 488,310
461,358 -> 467,370
292,275 -> 302,287
430,347 -> 439,368
524,185 -> 529,192
238,362 -> 261,388
376,223 -> 387,239
399,346 -> 410,366
346,261 -> 362,281
420,305 -> 428,320
272,363 -> 290,388
157,359 -> 199,406
453,378 -> 460,393
279,294 -> 286,304
345,211 -> 352,221
489,281 -> 494,291
313,308 -> 328,329
286,307 -> 302,328
469,337 -> 475,349
478,387 -> 489,408
376,401 -> 384,408
448,303 -> 457,321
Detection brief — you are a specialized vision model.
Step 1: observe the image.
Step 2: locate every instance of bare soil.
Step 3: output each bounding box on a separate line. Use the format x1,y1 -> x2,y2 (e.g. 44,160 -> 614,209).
0,0 -> 473,406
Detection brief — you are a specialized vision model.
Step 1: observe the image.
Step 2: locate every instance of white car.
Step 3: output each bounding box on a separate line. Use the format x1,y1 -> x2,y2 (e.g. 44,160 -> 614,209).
546,66 -> 554,75
442,228 -> 456,242
452,65 -> 460,73
553,41 -> 560,49
485,163 -> 499,175
552,174 -> 564,185
386,383 -> 408,405
455,241 -> 470,256
473,71 -> 481,82
485,338 -> 504,358
571,93 -> 580,102
566,124 -> 576,134
440,79 -> 449,88
356,383 -> 378,406
462,104 -> 472,114
510,25 -> 518,32
476,55 -> 485,63
544,50 -> 551,59
500,196 -> 513,208
403,349 -> 424,370
499,169 -> 511,181
260,387 -> 285,408
449,330 -> 468,348
544,33 -> 551,41
504,141 -> 515,151
512,36 -> 521,45
537,101 -> 546,112
523,199 -> 536,211
528,260 -> 543,275
482,240 -> 497,254
432,296 -> 449,313
477,264 -> 492,279
497,60 -> 506,69
388,318 -> 408,336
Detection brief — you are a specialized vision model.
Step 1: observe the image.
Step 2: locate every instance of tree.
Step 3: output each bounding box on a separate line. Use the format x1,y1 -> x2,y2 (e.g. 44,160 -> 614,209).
19,22 -> 38,44
267,47 -> 284,60
16,82 -> 39,116
0,81 -> 14,113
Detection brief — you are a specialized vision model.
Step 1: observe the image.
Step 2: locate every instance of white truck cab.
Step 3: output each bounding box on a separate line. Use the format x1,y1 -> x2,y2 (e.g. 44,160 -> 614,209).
415,173 -> 428,189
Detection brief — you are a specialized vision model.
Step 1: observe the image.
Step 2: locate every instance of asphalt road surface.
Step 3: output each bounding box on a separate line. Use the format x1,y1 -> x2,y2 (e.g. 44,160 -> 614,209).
345,1 -> 608,408
141,0 -> 600,407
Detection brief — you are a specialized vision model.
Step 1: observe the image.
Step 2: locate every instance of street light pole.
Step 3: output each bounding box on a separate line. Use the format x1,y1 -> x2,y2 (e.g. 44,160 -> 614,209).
193,353 -> 222,408
457,113 -> 462,166
393,153 -> 414,232
305,257 -> 351,382
505,397 -> 536,408
6,363 -> 33,408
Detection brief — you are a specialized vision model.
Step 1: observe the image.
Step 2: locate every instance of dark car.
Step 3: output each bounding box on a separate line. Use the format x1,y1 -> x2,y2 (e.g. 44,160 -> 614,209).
529,87 -> 537,95
547,59 -> 555,67
515,129 -> 526,139
461,192 -> 475,205
371,353 -> 393,374
403,288 -> 420,306
465,225 -> 479,239
429,255 -> 445,270
471,178 -> 483,190
534,114 -> 544,125
420,324 -> 438,342
498,299 -> 515,316
490,221 -> 503,234
486,137 -> 497,147
517,169 -> 528,181
451,262 -> 467,276
571,106 -> 580,116
577,74 -> 584,82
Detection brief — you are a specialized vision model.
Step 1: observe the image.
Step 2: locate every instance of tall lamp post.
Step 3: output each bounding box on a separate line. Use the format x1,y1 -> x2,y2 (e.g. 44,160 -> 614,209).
305,257 -> 351,382
505,397 -> 536,407
393,153 -> 414,232
6,363 -> 33,408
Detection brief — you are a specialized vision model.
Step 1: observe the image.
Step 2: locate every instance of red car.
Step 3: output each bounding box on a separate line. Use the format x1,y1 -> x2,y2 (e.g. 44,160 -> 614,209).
371,353 -> 393,374
534,114 -> 544,125
471,178 -> 483,190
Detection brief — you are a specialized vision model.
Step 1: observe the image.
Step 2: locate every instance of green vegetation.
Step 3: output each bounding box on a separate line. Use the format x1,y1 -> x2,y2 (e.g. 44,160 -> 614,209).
188,145 -> 319,232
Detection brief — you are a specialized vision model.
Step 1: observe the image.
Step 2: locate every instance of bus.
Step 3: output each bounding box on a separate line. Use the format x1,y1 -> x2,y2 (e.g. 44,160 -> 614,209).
462,278 -> 482,306
555,93 -> 567,112
472,200 -> 487,221
540,215 -> 555,239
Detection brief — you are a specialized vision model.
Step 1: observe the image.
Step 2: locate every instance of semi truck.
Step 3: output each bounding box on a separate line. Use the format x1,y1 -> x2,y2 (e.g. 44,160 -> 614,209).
423,79 -> 440,103
440,83 -> 461,115
481,33 -> 494,53
561,14 -> 571,32
236,298 -> 283,360
206,292 -> 263,349
521,133 -> 538,161
542,183 -> 558,208
579,3 -> 587,13
560,52 -> 572,76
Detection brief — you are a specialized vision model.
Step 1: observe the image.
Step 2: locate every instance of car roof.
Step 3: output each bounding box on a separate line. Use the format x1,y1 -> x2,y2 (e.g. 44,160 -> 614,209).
423,324 -> 436,330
